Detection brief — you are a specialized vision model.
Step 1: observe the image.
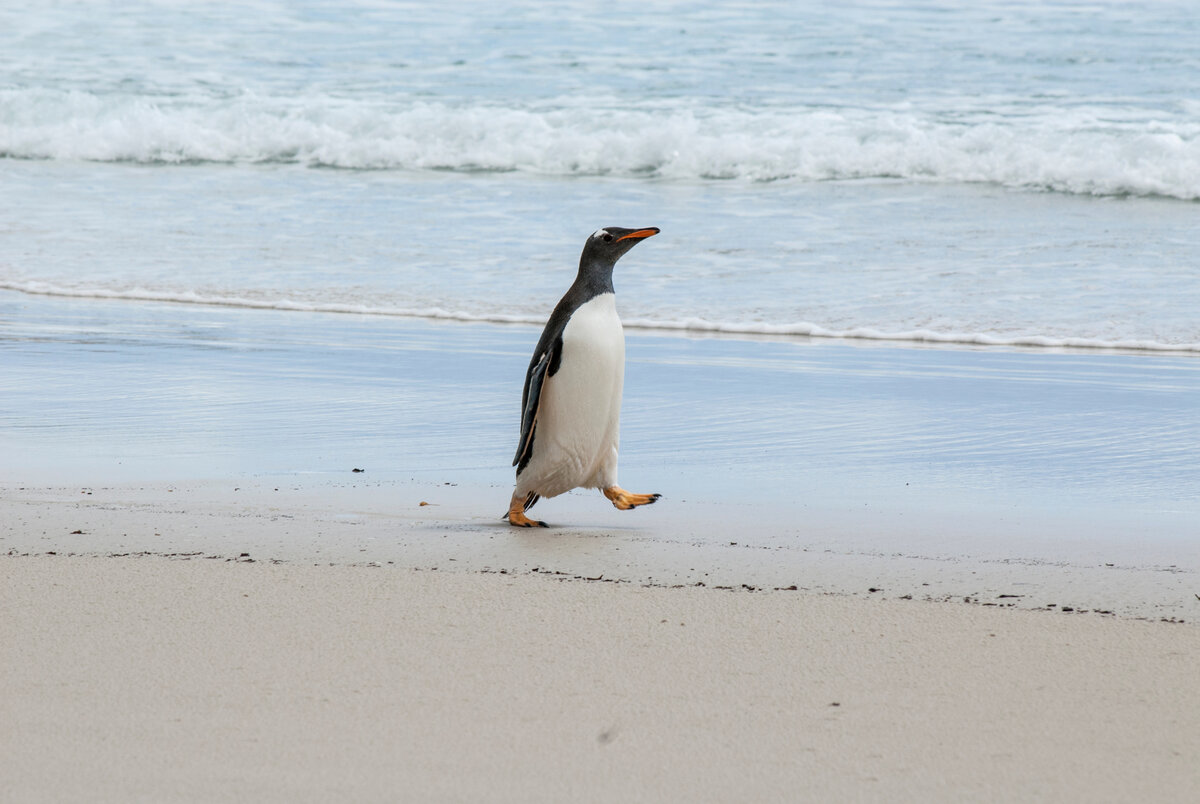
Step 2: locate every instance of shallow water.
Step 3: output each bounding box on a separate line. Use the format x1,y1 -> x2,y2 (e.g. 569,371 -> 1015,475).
3,162 -> 1199,350
3,0 -> 1199,349
5,293 -> 1198,551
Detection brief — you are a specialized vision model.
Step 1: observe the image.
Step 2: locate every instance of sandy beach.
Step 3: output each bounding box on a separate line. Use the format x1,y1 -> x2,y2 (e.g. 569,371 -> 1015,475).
4,297 -> 1200,801
4,552 -> 1199,803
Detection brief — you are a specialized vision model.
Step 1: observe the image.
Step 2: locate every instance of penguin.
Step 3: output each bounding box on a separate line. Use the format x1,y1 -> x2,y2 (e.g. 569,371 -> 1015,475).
506,226 -> 662,528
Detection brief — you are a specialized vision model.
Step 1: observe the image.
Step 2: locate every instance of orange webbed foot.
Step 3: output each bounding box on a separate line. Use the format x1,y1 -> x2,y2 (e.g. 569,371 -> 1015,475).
506,492 -> 548,527
507,509 -> 548,528
603,486 -> 662,511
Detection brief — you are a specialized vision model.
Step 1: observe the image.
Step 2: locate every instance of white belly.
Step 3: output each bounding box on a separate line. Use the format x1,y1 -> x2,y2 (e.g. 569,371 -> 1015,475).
519,293 -> 624,498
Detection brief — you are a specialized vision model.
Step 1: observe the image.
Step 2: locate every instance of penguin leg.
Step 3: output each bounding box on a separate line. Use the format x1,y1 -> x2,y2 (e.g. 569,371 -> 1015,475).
506,490 -> 548,528
603,486 -> 662,511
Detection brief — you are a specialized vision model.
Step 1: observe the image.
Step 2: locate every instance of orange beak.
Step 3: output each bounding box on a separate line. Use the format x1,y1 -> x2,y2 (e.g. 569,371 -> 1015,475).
616,228 -> 660,242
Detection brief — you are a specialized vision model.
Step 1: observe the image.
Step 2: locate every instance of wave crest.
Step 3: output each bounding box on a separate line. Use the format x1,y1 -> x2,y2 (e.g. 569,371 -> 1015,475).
3,89 -> 1200,199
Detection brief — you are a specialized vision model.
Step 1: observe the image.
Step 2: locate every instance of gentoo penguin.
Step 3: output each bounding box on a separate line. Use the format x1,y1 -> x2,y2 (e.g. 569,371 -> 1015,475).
506,226 -> 662,527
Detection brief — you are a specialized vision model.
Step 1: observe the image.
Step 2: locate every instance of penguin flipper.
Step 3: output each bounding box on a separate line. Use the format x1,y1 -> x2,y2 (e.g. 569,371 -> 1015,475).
513,339 -> 558,469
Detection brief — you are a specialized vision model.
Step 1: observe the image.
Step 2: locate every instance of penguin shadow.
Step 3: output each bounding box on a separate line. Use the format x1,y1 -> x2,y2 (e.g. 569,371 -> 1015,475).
481,517 -> 648,537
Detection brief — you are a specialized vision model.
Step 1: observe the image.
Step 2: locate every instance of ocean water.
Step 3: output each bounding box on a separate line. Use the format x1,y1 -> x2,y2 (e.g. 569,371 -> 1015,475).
2,0 -> 1200,351
4,1 -> 1200,571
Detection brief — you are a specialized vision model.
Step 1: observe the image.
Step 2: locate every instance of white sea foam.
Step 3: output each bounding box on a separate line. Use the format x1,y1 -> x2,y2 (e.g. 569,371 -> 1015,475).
5,280 -> 1198,355
3,89 -> 1199,199
0,280 -> 547,327
621,317 -> 1200,354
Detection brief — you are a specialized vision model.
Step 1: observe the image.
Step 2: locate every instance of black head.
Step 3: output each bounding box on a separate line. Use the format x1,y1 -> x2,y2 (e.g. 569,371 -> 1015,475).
579,226 -> 660,267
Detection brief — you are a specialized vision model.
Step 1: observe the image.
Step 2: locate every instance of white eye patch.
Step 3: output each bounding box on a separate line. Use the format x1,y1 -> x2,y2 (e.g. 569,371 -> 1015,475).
591,228 -> 610,239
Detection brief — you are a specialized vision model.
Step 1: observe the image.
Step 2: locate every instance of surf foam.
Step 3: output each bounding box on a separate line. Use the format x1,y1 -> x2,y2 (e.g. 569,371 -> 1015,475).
5,280 -> 1198,355
3,89 -> 1199,200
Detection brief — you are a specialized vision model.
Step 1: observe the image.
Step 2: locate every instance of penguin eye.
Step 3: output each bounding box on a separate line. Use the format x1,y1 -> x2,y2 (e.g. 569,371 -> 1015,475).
602,233 -> 614,242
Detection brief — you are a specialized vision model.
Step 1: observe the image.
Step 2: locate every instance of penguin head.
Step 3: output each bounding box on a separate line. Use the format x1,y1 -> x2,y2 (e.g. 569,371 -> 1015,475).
581,226 -> 660,266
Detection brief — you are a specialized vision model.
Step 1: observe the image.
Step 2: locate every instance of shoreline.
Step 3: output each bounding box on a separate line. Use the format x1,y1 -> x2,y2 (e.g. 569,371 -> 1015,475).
7,282 -> 1200,356
4,293 -> 1198,623
4,479 -> 1196,623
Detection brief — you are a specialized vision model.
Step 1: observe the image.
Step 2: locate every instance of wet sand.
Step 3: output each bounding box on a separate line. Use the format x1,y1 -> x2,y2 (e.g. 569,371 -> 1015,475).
2,477 -> 1197,621
3,294 -> 1200,799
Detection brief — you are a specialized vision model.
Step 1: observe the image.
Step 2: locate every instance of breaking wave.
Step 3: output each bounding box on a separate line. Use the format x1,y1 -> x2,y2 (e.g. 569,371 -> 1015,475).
3,89 -> 1200,199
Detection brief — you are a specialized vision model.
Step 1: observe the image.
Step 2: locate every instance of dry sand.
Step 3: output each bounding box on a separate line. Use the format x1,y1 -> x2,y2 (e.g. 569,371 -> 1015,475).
4,552 -> 1199,803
